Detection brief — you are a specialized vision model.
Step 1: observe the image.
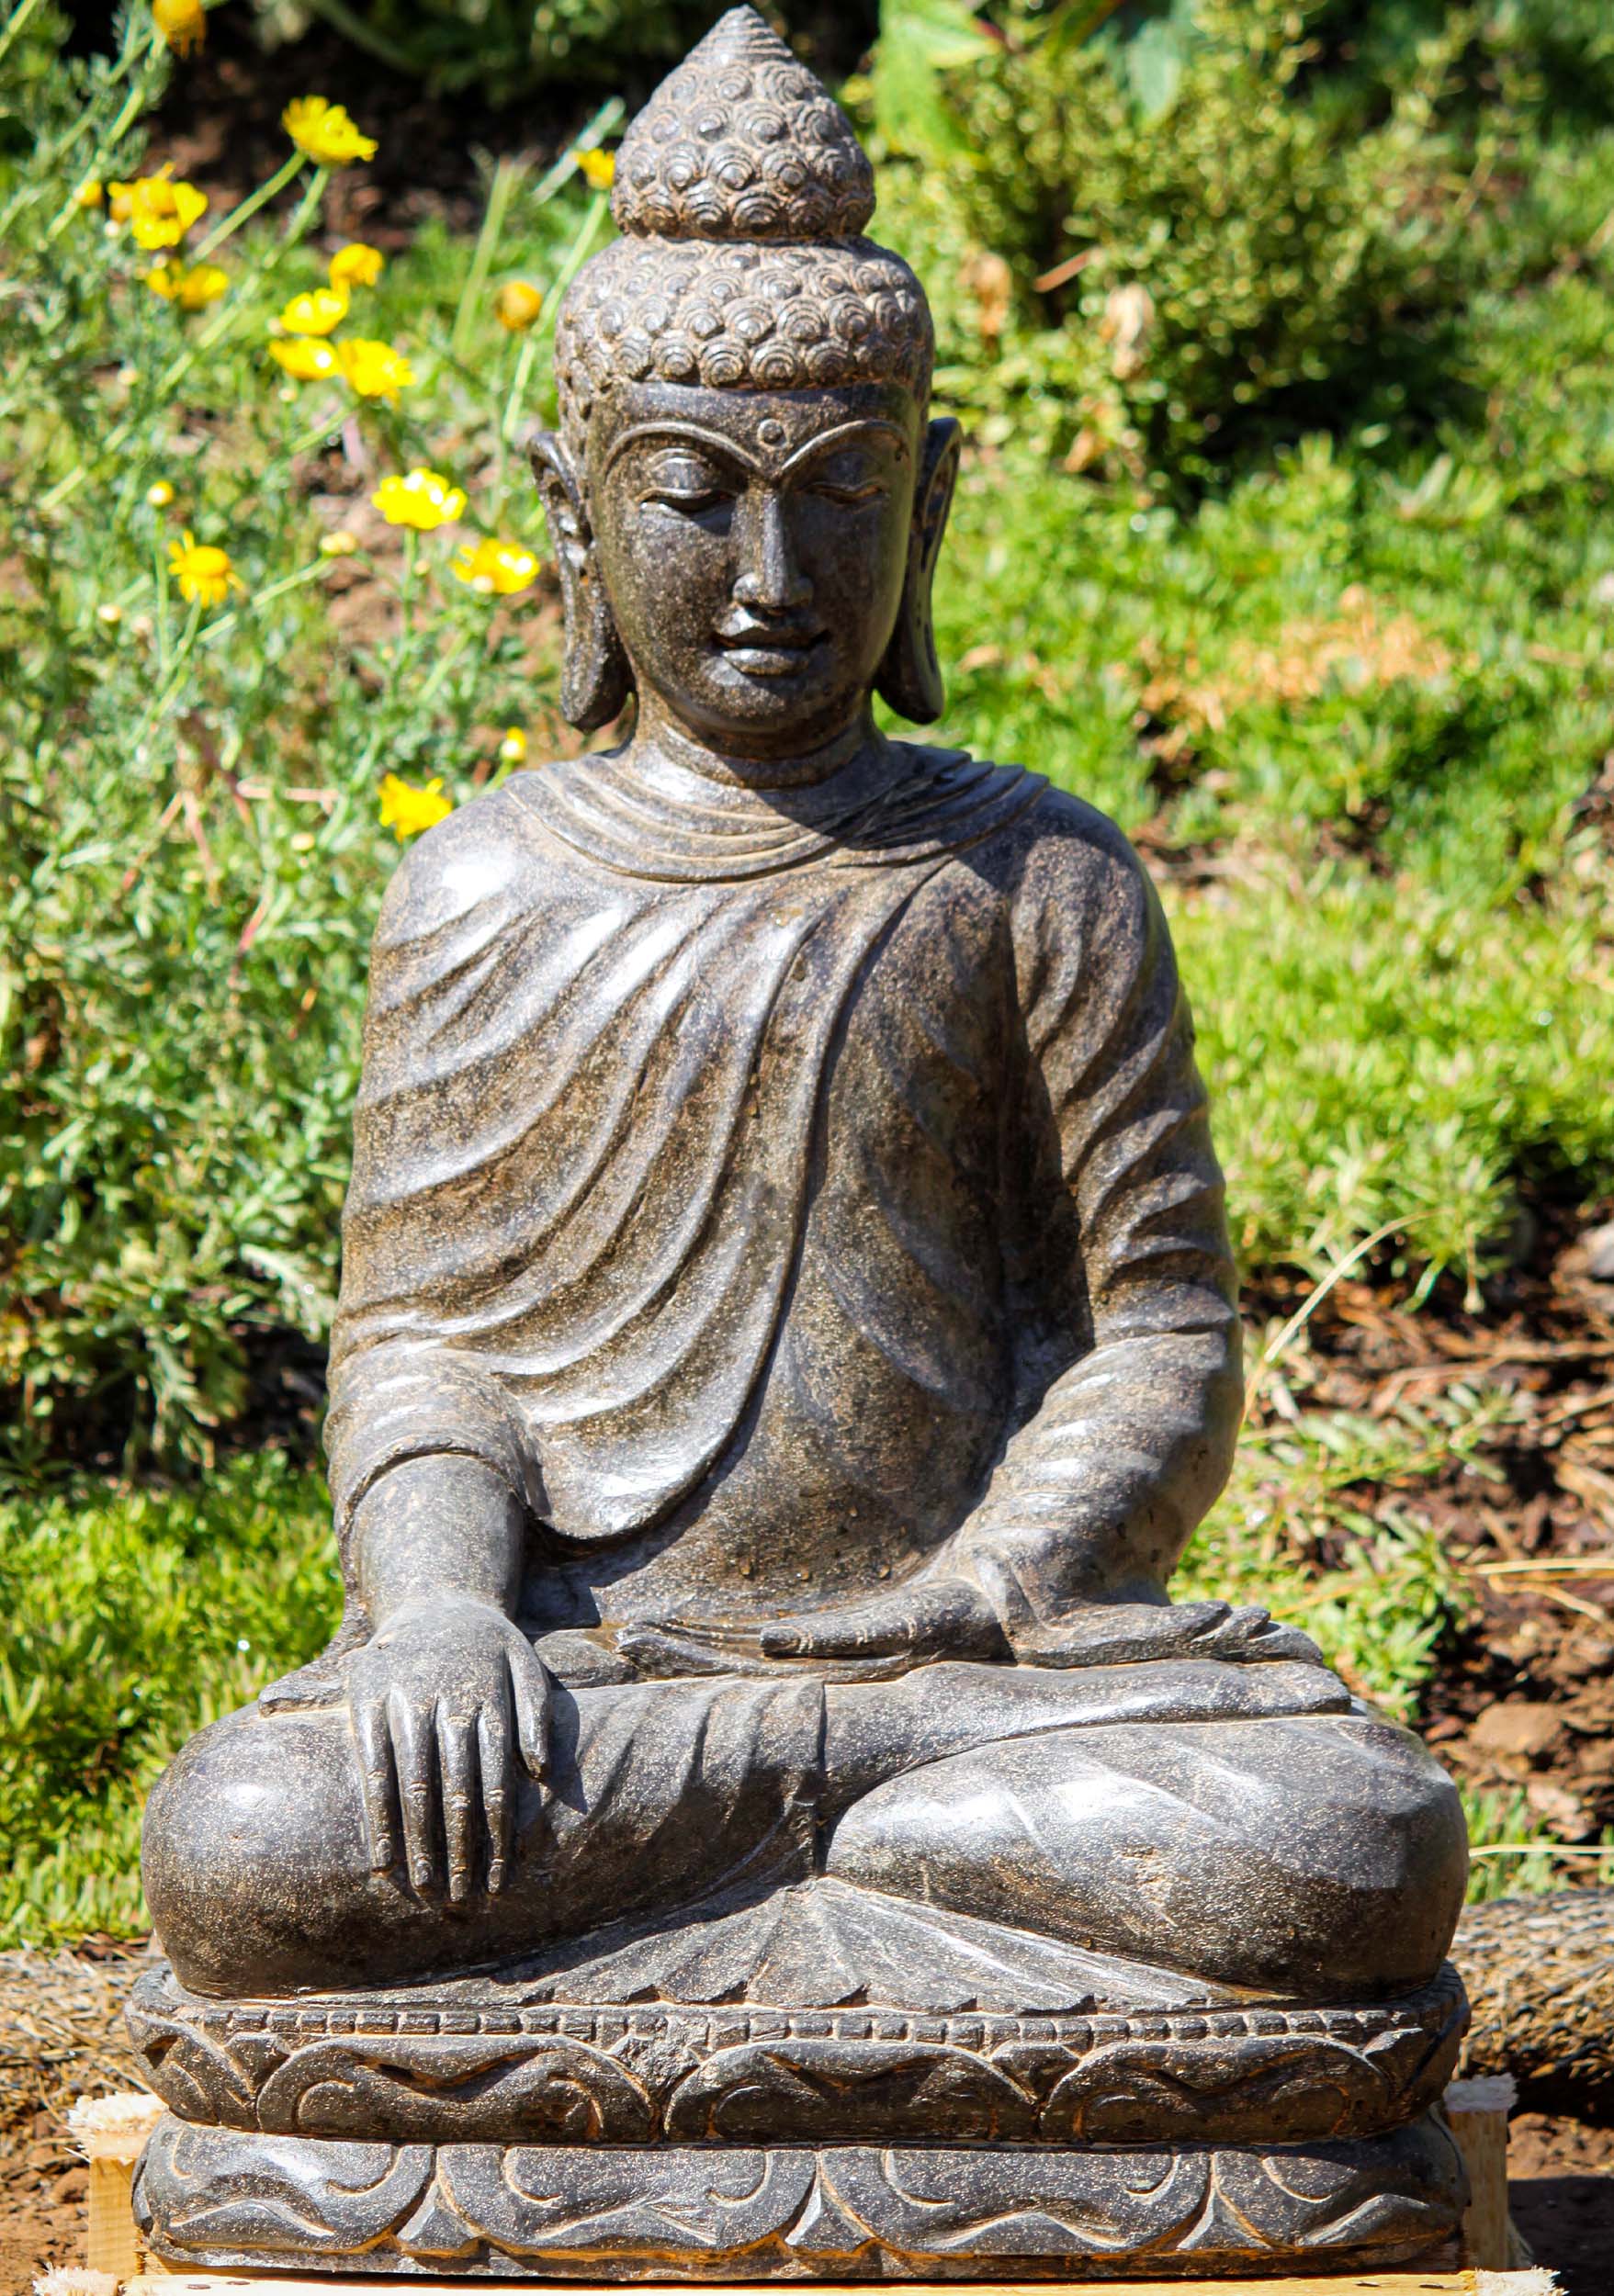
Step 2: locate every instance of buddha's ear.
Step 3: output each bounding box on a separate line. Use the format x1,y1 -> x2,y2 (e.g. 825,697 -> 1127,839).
875,415 -> 961,726
531,432 -> 633,733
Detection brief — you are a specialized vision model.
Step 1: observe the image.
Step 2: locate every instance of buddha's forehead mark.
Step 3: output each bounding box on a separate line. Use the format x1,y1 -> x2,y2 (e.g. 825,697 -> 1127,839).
603,415 -> 911,484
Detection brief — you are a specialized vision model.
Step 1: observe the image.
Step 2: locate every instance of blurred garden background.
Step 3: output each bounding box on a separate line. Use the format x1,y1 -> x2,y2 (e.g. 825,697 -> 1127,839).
4,0 -> 1614,1953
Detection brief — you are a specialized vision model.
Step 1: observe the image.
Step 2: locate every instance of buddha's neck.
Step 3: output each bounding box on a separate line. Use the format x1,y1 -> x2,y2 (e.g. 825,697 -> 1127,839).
626,694 -> 888,793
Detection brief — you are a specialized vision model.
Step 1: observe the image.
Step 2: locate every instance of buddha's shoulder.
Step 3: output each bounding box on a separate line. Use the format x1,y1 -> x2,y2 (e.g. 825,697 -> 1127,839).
919,744 -> 1157,914
373,773 -> 579,945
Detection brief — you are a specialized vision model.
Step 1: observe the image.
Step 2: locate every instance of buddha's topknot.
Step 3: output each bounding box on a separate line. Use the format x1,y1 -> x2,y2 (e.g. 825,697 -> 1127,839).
554,7 -> 932,456
610,4 -> 875,243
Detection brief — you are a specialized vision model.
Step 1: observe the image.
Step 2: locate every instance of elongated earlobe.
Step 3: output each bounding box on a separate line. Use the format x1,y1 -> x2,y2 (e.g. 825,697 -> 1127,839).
875,416 -> 961,726
531,433 -> 633,733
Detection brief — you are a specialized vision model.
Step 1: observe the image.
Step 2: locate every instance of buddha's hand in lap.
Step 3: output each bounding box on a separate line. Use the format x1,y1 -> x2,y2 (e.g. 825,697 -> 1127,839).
1012,1598 -> 1326,1670
758,1578 -> 1010,1665
330,1596 -> 550,1902
754,1591 -> 1325,1672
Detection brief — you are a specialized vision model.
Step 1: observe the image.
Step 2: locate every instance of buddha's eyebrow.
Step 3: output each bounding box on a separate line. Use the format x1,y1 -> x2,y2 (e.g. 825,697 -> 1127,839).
603,417 -> 910,480
604,422 -> 755,477
781,420 -> 910,477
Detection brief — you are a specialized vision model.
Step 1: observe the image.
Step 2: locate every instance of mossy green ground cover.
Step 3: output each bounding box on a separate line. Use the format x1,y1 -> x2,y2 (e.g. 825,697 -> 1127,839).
4,2 -> 1613,1944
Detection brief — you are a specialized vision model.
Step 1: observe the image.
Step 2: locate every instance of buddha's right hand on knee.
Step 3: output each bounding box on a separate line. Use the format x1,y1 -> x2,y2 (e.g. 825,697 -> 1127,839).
342,1595 -> 552,1903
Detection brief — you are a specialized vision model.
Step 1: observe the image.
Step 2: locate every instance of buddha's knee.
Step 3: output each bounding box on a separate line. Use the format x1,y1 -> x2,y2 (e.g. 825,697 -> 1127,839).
826,1712 -> 1467,2000
142,1704 -> 371,1997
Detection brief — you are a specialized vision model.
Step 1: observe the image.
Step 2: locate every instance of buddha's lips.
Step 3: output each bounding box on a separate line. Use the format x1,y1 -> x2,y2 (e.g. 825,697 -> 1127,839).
714,619 -> 826,668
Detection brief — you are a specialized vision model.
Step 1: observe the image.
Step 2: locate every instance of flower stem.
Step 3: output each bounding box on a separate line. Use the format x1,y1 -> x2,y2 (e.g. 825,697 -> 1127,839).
0,0 -> 44,72
189,152 -> 307,263
198,559 -> 332,649
452,156 -> 525,363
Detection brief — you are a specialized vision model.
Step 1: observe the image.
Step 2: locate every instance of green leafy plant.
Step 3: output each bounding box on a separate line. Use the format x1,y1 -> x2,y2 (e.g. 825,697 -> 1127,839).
2,3 -> 611,1464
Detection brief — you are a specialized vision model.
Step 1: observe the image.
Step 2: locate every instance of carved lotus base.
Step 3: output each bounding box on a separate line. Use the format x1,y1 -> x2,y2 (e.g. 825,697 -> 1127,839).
126,1960 -> 1469,2150
130,2113 -> 1467,2279
128,1955 -> 1471,2279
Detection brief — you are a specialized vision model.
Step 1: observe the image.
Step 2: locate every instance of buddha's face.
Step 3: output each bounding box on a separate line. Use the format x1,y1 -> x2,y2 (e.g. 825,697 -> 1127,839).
585,381 -> 927,758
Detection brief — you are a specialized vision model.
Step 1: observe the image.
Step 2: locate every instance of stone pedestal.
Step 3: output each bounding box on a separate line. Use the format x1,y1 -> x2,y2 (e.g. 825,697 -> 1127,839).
127,1952 -> 1471,2279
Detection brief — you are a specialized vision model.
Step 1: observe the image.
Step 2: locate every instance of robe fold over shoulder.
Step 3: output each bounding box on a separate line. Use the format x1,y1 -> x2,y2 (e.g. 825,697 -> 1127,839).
326,743 -> 1044,1550
326,737 -> 1247,1665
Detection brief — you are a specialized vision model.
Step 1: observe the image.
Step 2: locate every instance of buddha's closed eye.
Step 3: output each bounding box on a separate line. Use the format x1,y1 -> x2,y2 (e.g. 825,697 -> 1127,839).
798,455 -> 888,505
639,455 -> 736,514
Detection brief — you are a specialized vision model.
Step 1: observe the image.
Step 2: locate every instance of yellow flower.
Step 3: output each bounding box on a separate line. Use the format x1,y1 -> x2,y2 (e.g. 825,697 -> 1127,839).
146,260 -> 228,309
145,480 -> 175,508
153,0 -> 207,55
168,532 -> 242,608
378,774 -> 453,841
494,279 -> 543,332
279,285 -> 348,336
452,536 -> 539,596
76,179 -> 104,208
283,96 -> 378,167
576,148 -> 615,192
320,529 -> 360,557
371,467 -> 467,531
96,602 -> 123,626
329,241 -> 384,290
334,337 -> 414,400
499,726 -> 528,764
108,169 -> 209,250
269,337 -> 339,380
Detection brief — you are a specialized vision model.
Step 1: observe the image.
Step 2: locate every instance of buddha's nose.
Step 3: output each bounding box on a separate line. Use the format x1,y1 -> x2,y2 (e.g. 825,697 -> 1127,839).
732,490 -> 812,613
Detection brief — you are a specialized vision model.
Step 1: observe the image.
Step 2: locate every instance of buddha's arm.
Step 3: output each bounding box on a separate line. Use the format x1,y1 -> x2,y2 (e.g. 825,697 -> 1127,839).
943,816 -> 1245,1648
307,809 -> 555,1894
750,809 -> 1290,1675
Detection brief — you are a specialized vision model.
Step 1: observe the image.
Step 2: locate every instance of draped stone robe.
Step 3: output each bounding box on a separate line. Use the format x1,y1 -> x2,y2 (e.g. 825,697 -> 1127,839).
325,739 -> 1244,1666
141,740 -> 1468,2003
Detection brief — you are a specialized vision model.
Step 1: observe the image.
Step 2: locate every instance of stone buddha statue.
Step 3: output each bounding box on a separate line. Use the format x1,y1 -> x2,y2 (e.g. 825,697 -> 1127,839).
131,13 -> 1472,2279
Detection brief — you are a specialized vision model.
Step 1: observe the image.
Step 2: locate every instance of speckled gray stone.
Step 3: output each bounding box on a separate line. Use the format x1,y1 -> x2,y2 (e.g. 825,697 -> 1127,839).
131,8 -> 1469,2277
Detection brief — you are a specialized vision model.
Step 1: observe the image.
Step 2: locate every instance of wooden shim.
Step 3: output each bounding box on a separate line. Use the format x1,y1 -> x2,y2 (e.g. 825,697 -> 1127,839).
67,2091 -> 165,2283
1446,2074 -> 1516,2272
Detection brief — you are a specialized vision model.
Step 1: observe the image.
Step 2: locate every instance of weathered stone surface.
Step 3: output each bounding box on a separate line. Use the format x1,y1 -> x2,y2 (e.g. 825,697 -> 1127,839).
133,2111 -> 1467,2278
129,6 -> 1469,2275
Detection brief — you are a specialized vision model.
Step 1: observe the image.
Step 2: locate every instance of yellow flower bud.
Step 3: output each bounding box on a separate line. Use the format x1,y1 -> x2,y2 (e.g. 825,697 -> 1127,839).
499,726 -> 529,764
320,529 -> 360,557
577,148 -> 615,192
329,242 -> 384,290
153,0 -> 207,56
495,280 -> 543,332
146,480 -> 175,509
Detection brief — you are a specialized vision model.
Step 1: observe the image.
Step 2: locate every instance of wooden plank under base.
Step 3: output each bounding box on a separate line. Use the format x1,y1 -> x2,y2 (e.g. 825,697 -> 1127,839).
122,2274 -> 1480,2296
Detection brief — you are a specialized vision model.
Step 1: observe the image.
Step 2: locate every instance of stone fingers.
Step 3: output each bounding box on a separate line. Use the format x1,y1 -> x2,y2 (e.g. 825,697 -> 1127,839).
388,1684 -> 438,1896
479,1695 -> 513,1894
437,1705 -> 479,1905
353,1694 -> 398,1876
508,1636 -> 552,1781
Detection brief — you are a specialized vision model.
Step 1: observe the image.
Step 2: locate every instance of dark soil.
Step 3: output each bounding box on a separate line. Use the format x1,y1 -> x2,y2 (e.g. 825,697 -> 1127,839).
1240,1191 -> 1614,1877
1509,2109 -> 1614,2292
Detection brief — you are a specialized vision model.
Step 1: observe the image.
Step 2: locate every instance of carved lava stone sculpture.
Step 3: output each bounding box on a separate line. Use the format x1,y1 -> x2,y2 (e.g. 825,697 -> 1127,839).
130,10 -> 1472,2278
